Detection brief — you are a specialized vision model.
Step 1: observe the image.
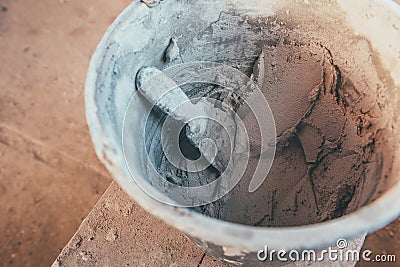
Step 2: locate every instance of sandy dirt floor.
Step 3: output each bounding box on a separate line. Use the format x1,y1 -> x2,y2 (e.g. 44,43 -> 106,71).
0,0 -> 398,267
0,0 -> 129,266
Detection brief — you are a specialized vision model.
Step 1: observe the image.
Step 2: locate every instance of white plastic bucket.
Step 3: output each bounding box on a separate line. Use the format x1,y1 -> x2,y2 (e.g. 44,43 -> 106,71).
85,0 -> 400,265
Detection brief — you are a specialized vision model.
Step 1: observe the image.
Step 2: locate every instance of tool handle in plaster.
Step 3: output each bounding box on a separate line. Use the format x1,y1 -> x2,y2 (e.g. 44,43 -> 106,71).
136,66 -> 221,172
136,66 -> 198,123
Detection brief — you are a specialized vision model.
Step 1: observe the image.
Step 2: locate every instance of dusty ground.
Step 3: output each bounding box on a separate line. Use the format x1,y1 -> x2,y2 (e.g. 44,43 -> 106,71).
0,0 -> 399,267
53,182 -> 227,267
0,0 -> 129,266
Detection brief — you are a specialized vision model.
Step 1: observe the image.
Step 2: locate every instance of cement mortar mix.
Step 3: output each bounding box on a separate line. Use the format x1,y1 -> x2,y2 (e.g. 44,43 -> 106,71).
86,0 -> 400,265
143,3 -> 395,227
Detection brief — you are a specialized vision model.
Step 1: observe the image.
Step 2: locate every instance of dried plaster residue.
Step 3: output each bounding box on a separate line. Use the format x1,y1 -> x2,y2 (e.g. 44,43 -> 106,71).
220,40 -> 392,227
142,10 -> 394,227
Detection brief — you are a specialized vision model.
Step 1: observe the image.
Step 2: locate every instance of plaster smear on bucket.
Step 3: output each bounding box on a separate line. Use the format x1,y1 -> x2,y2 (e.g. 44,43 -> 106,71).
142,10 -> 393,227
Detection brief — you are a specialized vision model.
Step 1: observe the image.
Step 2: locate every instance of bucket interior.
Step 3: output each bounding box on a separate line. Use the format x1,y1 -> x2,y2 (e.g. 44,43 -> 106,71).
94,0 -> 400,228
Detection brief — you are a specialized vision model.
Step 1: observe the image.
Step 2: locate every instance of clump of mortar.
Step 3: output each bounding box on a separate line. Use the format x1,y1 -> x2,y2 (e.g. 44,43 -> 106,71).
219,39 -> 383,227
143,12 -> 392,227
